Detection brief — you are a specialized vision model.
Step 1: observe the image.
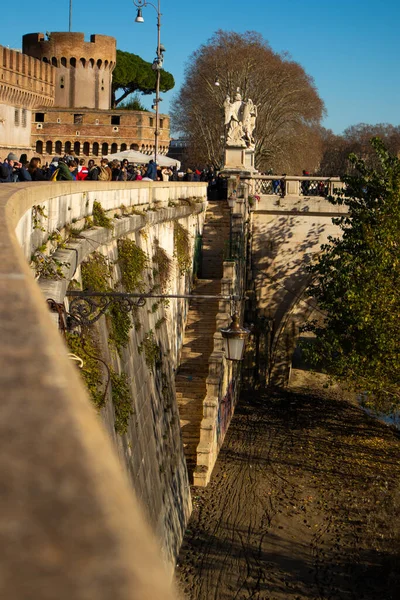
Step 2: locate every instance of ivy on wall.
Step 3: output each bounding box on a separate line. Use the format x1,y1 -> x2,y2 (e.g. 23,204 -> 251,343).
153,240 -> 172,293
66,331 -> 105,409
117,238 -> 149,292
110,369 -> 134,434
138,330 -> 160,371
173,222 -> 192,275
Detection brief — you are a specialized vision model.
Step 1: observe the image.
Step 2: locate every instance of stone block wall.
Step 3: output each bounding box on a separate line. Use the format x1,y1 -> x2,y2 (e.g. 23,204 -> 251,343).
13,180 -> 207,569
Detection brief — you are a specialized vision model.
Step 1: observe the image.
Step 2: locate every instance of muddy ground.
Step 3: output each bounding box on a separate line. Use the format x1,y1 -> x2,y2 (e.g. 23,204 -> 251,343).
176,372 -> 400,600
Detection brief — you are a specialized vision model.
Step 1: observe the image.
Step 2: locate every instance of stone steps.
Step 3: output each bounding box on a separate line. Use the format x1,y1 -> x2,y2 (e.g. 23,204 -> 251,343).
175,203 -> 229,481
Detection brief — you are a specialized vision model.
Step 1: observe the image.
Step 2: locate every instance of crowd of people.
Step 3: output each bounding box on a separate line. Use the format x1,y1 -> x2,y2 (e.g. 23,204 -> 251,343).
0,152 -> 224,193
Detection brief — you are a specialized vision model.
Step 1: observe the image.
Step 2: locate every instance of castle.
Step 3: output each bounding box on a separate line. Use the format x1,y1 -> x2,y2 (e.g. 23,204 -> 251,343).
0,32 -> 170,161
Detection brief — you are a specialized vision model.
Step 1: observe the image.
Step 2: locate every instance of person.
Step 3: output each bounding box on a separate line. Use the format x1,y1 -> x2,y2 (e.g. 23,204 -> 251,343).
0,161 -> 11,183
86,159 -> 99,180
76,158 -> 88,181
161,167 -> 172,181
55,157 -> 77,181
302,170 -> 310,195
97,158 -> 112,181
28,157 -> 47,181
144,159 -> 157,181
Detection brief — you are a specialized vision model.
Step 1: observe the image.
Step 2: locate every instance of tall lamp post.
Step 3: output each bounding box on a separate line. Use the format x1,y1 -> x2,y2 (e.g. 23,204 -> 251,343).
134,0 -> 164,169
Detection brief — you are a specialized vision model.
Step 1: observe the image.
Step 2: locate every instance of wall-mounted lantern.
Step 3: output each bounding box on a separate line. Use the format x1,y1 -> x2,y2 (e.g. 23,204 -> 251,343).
220,313 -> 250,361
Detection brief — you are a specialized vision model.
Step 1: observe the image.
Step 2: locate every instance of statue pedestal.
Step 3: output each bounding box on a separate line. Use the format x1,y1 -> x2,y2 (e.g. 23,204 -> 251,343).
222,146 -> 257,176
224,146 -> 246,170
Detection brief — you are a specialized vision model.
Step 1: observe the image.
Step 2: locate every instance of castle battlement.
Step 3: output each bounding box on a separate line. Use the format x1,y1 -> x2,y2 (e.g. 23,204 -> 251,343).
22,33 -> 116,109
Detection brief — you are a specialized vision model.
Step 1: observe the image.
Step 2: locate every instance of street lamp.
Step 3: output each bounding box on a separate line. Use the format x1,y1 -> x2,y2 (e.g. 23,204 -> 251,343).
134,0 -> 164,169
220,313 -> 250,361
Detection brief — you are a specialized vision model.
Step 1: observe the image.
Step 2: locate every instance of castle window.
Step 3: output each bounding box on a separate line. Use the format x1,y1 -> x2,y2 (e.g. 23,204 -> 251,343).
36,141 -> 43,154
111,115 -> 120,126
149,117 -> 154,127
101,142 -> 108,156
159,118 -> 164,128
55,141 -> 62,155
65,141 -> 72,154
51,57 -> 58,67
92,142 -> 99,156
83,142 -> 90,156
111,143 -> 118,154
46,141 -> 53,155
74,142 -> 80,156
74,114 -> 83,125
14,109 -> 20,127
21,109 -> 27,128
61,57 -> 67,67
35,112 -> 45,122
70,57 -> 76,68
120,143 -> 127,152
60,76 -> 65,89
131,144 -> 139,151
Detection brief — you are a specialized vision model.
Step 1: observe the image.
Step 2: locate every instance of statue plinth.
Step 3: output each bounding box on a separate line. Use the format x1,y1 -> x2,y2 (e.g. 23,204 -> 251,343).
222,146 -> 257,176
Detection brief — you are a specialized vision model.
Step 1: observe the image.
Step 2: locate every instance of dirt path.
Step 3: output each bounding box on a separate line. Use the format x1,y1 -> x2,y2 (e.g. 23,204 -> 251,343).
176,378 -> 400,600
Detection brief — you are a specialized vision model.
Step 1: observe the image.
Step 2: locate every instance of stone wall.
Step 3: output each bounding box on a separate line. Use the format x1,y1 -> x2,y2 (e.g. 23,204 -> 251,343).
23,32 -> 116,110
0,44 -> 55,157
31,107 -> 170,160
0,180 -> 206,599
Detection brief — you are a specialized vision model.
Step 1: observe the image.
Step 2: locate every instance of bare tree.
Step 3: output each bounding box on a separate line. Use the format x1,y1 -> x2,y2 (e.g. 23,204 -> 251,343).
319,123 -> 400,176
171,31 -> 325,172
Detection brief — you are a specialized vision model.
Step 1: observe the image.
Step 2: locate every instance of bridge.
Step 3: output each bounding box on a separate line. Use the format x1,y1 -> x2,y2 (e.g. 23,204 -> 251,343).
0,175 -> 345,599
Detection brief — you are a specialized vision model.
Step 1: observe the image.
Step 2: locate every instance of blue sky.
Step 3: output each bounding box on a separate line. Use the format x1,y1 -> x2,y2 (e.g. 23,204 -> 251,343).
2,0 -> 399,135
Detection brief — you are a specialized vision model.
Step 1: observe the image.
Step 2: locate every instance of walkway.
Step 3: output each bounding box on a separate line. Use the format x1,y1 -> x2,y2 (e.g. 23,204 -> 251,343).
176,374 -> 400,600
175,201 -> 230,480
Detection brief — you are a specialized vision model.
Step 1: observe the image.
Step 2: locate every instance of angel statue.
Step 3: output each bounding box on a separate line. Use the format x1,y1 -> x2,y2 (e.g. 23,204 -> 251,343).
223,88 -> 257,149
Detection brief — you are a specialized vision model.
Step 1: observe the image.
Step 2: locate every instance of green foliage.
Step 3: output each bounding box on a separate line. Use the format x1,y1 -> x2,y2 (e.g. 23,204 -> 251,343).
32,204 -> 47,231
117,238 -> 148,292
112,49 -> 175,107
66,332 -> 105,409
153,241 -> 172,292
174,222 -> 192,274
119,94 -> 146,111
110,369 -> 134,434
138,330 -> 160,370
155,316 -> 166,330
109,303 -> 132,353
31,251 -> 69,279
81,253 -> 111,291
92,201 -> 113,229
303,138 -> 400,412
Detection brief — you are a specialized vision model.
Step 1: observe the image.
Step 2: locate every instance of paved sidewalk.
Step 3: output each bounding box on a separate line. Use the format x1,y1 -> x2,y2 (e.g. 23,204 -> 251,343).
176,378 -> 400,600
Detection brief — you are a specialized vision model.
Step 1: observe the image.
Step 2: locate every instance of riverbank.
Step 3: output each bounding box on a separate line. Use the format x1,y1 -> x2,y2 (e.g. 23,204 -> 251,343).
176,372 -> 400,599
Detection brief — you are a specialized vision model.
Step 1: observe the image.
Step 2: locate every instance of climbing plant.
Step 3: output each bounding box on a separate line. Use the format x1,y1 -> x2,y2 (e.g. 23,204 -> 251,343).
66,331 -> 105,409
138,330 -> 160,370
117,238 -> 149,292
173,222 -> 192,275
110,369 -> 134,434
81,253 -> 133,353
81,252 -> 111,291
92,201 -> 113,229
153,240 -> 172,292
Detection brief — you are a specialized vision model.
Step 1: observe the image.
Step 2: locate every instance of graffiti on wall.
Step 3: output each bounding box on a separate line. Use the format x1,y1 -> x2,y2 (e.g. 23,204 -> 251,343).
216,379 -> 236,449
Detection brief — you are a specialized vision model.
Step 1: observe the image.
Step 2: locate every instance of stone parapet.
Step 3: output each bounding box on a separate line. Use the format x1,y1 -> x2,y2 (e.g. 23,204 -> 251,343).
0,45 -> 55,108
0,180 -> 206,600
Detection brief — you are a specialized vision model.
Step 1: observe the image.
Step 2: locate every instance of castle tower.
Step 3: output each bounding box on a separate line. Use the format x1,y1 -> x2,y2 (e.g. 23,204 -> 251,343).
22,32 -> 116,110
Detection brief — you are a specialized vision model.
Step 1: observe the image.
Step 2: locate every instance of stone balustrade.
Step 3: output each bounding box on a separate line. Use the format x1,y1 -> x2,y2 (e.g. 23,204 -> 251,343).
0,180 -> 207,600
242,175 -> 344,198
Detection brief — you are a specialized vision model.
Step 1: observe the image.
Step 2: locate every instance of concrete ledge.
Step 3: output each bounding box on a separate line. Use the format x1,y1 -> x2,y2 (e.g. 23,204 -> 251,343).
0,182 -> 195,600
